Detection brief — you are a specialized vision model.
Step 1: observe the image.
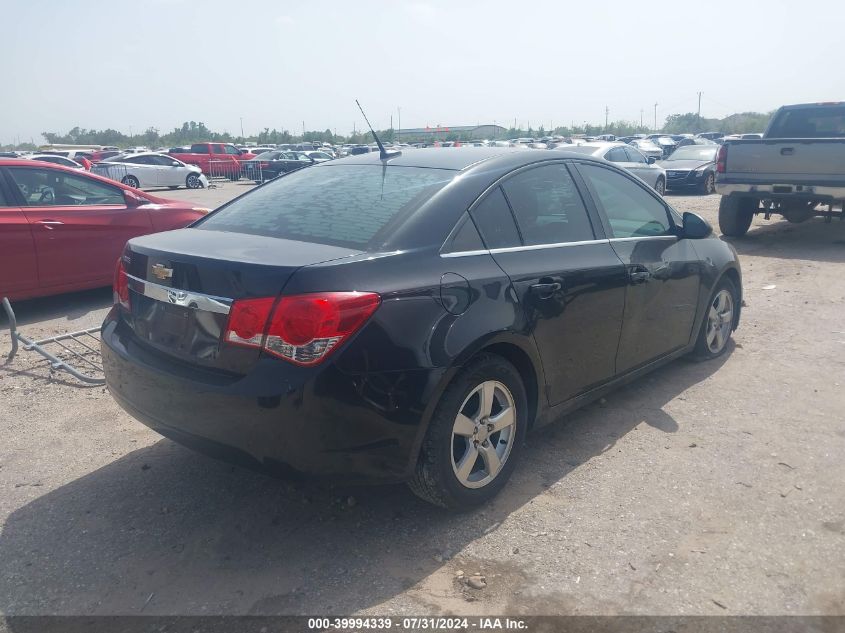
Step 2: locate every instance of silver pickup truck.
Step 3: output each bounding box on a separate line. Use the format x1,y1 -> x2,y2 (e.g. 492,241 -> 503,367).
715,102 -> 845,236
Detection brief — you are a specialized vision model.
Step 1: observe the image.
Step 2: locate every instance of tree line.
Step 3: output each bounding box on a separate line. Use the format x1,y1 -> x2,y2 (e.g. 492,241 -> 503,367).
2,111 -> 774,151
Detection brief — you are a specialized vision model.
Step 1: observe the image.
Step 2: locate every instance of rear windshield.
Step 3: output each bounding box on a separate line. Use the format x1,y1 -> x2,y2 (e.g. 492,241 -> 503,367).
666,147 -> 718,161
197,165 -> 454,249
767,105 -> 845,138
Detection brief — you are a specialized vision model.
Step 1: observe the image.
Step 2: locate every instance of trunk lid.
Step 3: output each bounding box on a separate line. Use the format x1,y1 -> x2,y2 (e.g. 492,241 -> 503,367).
122,228 -> 361,374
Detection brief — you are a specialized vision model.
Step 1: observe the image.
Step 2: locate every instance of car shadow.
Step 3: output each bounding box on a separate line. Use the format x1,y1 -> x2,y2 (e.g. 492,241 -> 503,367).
0,288 -> 112,329
0,347 -> 732,617
721,216 -> 845,264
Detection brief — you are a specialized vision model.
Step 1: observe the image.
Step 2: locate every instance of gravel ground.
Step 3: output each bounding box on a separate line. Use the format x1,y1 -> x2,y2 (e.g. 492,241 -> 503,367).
0,185 -> 843,617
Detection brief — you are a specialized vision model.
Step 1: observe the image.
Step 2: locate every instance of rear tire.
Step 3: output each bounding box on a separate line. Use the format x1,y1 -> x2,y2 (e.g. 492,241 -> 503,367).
718,196 -> 757,237
121,175 -> 140,189
691,277 -> 738,361
408,354 -> 528,509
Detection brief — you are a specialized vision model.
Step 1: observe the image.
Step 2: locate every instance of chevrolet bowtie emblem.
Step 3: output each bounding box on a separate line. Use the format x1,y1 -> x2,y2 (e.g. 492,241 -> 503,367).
151,264 -> 173,280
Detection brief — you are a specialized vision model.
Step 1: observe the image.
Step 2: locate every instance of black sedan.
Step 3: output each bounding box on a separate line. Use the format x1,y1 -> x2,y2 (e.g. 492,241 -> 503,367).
102,148 -> 742,508
658,145 -> 719,194
240,150 -> 317,182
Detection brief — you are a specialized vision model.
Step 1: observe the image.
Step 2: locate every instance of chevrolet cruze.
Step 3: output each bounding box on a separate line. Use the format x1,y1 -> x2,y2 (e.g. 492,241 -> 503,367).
102,147 -> 742,508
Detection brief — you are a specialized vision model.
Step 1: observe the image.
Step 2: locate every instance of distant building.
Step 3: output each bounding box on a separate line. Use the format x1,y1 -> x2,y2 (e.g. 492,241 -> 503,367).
396,124 -> 507,140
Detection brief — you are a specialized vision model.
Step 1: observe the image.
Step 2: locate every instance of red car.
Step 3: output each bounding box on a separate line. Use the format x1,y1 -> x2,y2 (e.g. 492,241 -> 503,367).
0,159 -> 210,301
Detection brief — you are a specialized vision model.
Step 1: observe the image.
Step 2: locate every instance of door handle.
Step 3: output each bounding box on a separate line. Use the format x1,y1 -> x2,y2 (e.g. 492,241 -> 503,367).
36,220 -> 64,230
628,269 -> 651,284
780,147 -> 794,156
529,281 -> 562,298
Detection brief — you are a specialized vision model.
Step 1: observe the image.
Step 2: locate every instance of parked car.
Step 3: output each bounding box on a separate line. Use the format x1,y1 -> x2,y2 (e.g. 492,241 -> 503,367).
653,136 -> 678,158
96,152 -> 208,190
658,145 -> 719,194
696,132 -> 723,141
716,101 -> 845,236
303,150 -> 334,162
675,137 -> 716,149
89,149 -> 122,162
628,139 -> 664,160
556,142 -> 666,194
101,147 -> 741,508
26,154 -> 85,170
0,159 -> 209,301
168,143 -> 255,177
240,151 -> 321,182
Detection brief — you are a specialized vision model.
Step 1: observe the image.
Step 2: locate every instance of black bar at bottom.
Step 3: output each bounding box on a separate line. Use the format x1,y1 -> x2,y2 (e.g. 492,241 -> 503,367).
1,616 -> 842,633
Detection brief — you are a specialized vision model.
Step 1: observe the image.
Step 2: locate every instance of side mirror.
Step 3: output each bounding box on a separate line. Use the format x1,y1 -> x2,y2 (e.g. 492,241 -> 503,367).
124,191 -> 145,208
681,211 -> 712,239
647,156 -> 657,164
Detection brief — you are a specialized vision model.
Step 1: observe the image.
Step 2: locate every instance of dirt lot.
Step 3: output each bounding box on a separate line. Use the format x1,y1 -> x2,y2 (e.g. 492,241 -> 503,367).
1,184 -> 843,617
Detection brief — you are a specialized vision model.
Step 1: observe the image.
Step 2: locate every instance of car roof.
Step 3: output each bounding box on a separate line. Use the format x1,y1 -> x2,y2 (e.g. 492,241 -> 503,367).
335,146 -> 527,170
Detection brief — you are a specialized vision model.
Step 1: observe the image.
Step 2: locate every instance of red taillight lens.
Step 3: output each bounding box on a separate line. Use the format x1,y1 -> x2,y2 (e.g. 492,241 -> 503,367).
223,292 -> 380,365
224,297 -> 275,348
259,162 -> 270,168
716,144 -> 727,173
113,257 -> 130,310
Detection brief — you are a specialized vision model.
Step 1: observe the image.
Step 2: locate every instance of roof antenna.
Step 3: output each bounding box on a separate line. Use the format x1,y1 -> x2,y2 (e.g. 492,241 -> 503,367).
356,99 -> 400,160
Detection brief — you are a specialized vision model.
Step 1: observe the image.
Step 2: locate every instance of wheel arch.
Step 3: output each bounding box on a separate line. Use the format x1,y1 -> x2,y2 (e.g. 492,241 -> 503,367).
405,333 -> 545,482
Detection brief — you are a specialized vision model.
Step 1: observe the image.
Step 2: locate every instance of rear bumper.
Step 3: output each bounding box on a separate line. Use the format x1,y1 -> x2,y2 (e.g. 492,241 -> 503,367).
716,180 -> 845,200
101,311 -> 441,483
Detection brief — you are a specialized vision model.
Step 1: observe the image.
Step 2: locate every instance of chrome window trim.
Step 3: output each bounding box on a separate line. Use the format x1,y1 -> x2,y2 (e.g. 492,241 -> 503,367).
441,238 -> 609,258
125,274 -> 233,314
608,235 -> 677,243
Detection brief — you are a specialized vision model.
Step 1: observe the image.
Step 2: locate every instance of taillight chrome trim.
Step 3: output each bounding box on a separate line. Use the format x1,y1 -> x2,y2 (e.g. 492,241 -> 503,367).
124,273 -> 233,314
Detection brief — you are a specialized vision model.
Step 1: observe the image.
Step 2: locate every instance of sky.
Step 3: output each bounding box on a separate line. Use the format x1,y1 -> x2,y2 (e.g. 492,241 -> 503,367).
2,0 -> 844,144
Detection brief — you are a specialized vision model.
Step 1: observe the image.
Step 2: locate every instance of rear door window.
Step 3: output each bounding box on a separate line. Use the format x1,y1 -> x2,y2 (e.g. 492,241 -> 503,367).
501,163 -> 595,245
469,187 -> 521,249
197,165 -> 454,250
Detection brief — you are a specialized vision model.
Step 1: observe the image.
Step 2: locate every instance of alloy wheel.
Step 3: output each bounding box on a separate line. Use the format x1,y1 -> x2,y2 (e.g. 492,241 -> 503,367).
706,289 -> 733,353
705,173 -> 715,194
187,174 -> 201,189
451,380 -> 517,489
655,178 -> 665,196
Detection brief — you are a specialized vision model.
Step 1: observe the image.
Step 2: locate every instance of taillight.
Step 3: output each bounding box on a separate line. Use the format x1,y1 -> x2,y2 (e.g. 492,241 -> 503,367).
259,162 -> 270,168
716,144 -> 727,173
224,292 -> 380,365
113,257 -> 130,310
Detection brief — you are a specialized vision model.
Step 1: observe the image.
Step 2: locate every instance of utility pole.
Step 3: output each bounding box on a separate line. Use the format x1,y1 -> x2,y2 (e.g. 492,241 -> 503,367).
397,106 -> 401,140
240,117 -> 244,140
302,121 -> 305,138
697,91 -> 703,131
653,103 -> 658,132
640,109 -> 644,128
605,106 -> 609,131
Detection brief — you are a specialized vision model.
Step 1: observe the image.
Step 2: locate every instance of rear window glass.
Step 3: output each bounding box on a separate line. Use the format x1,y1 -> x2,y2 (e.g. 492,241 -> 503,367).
197,165 -> 454,249
767,105 -> 845,138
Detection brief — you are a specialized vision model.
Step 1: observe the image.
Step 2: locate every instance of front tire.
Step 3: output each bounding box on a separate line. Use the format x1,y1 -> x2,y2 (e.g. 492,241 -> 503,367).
121,175 -> 140,189
655,177 -> 665,196
692,277 -> 738,360
700,172 -> 715,195
408,354 -> 528,509
718,196 -> 757,237
185,173 -> 202,189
